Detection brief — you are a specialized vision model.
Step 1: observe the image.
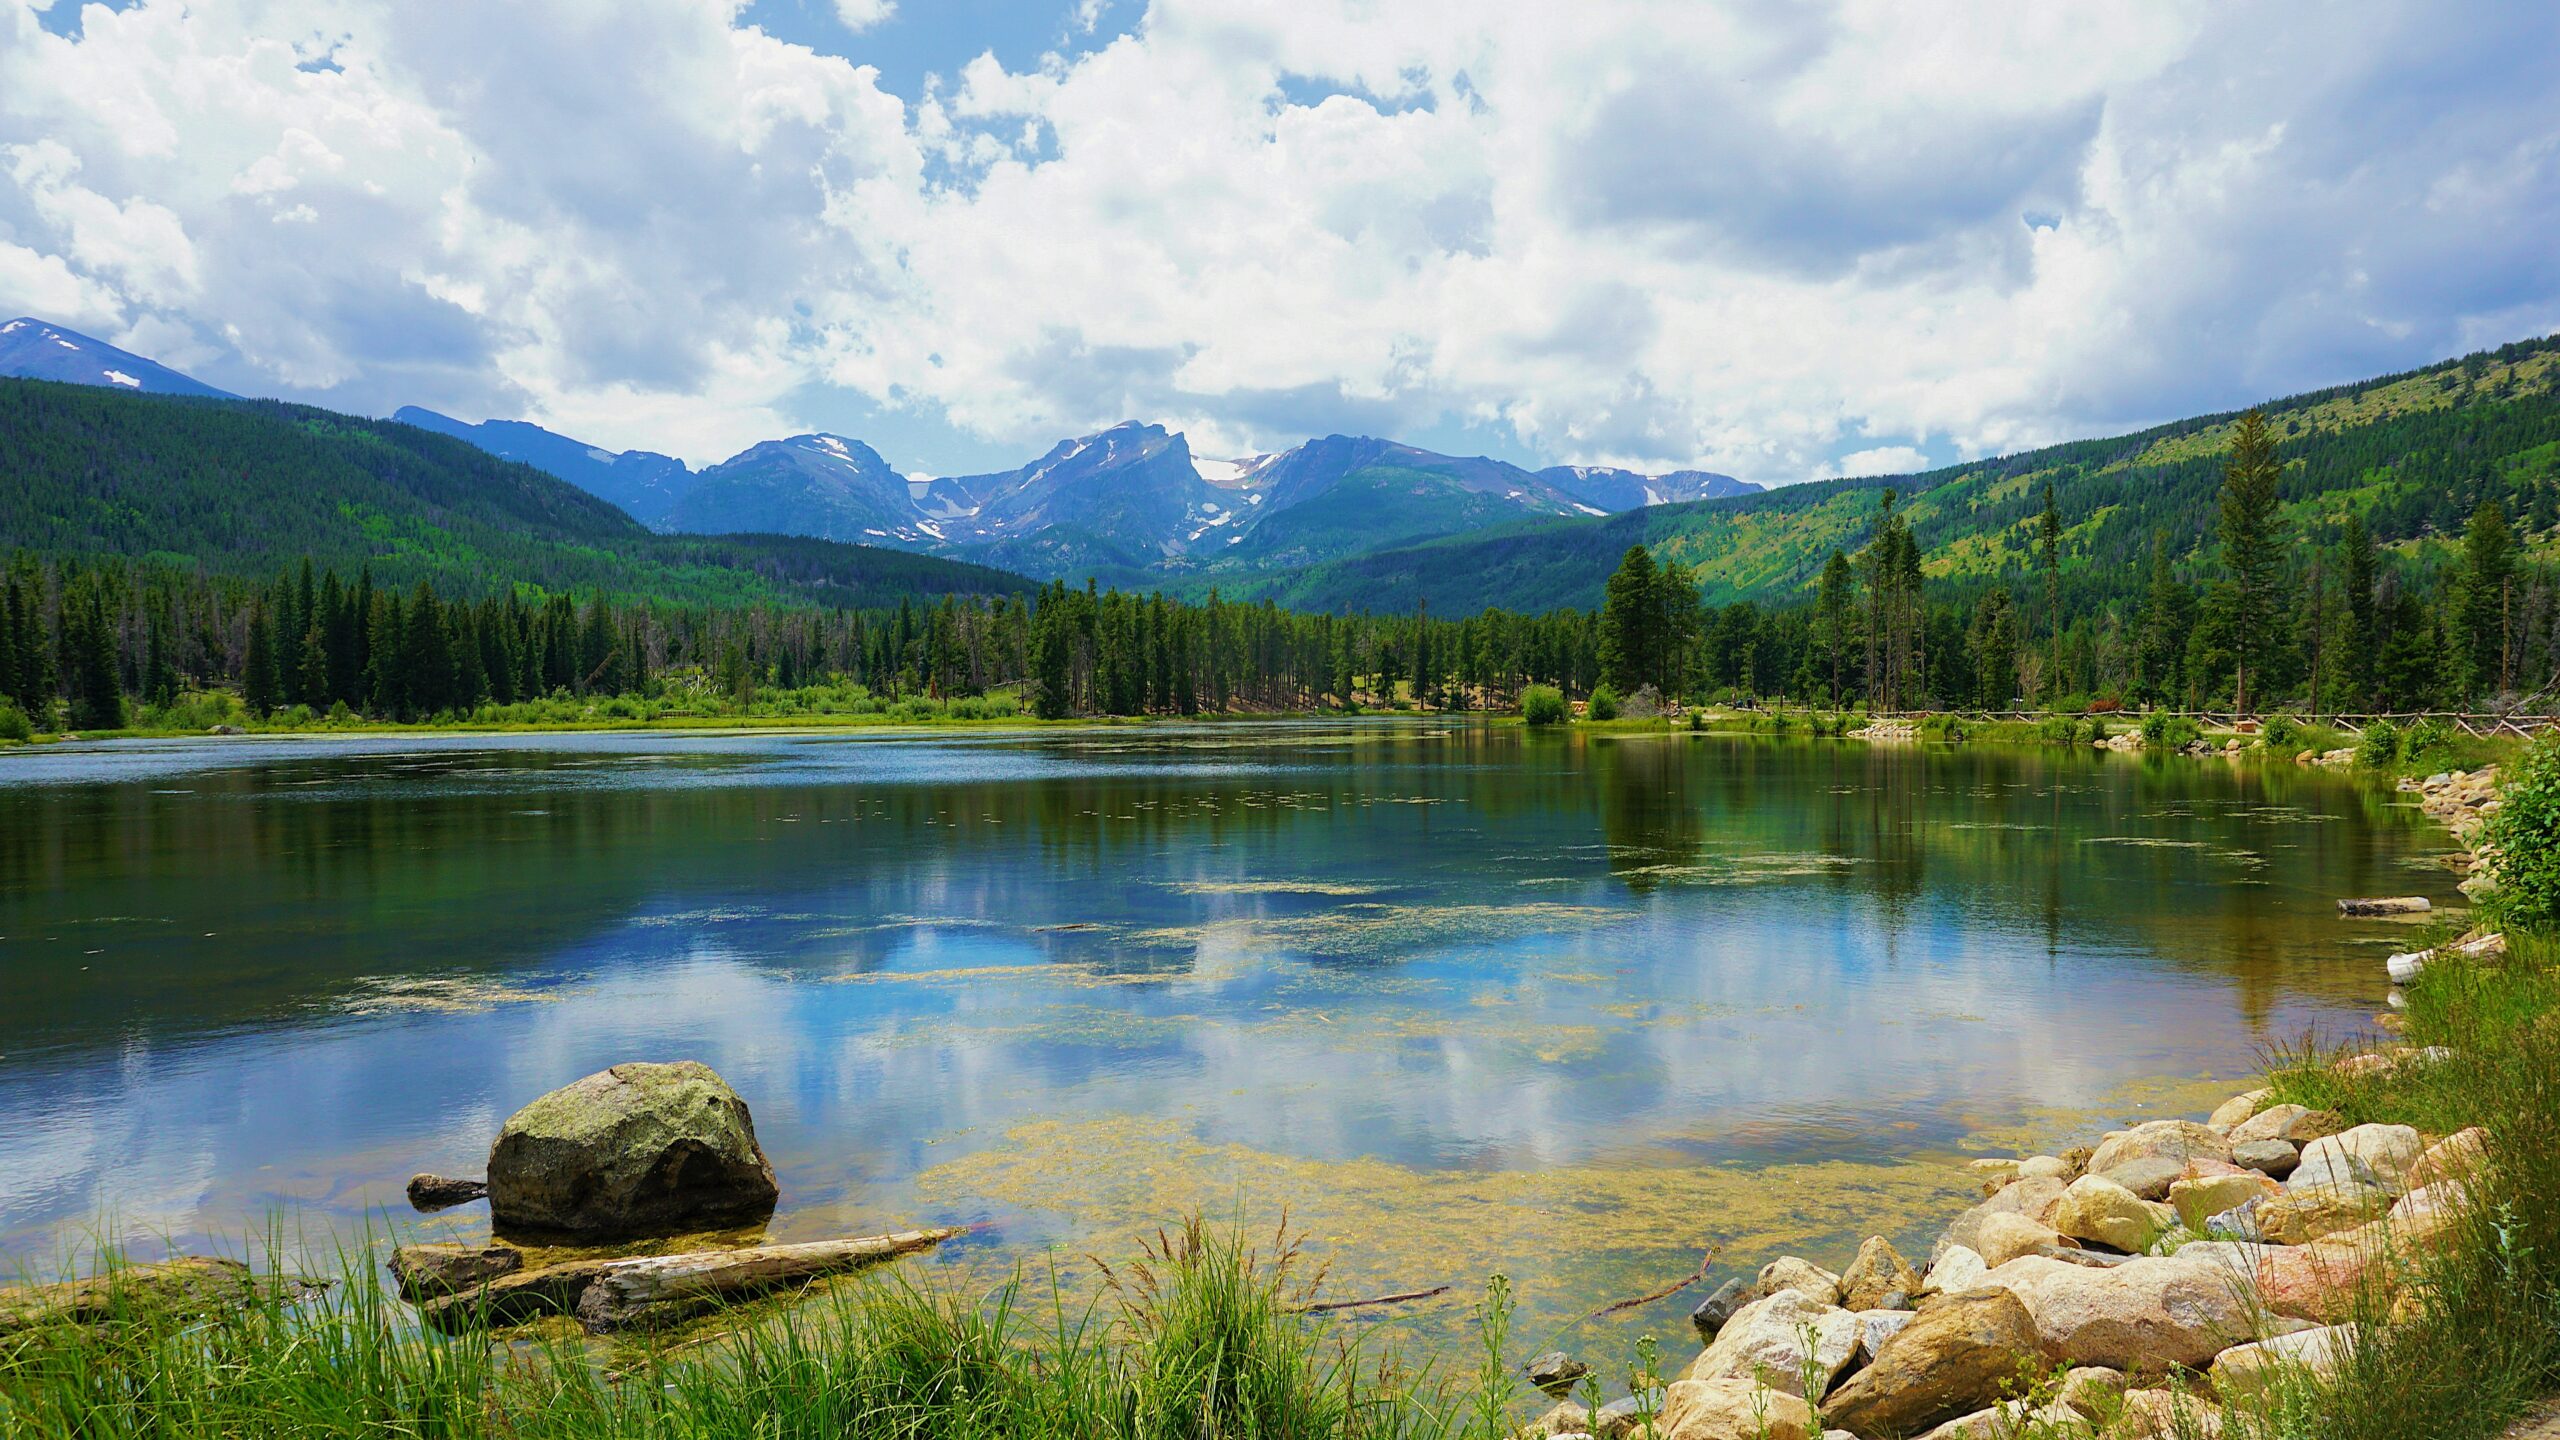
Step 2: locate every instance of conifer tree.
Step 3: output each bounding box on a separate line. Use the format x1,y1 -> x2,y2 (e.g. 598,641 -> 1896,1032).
242,599 -> 281,717
2037,482 -> 2062,699
2458,499 -> 2518,697
2215,411 -> 2285,712
1597,545 -> 1659,694
2335,514 -> 2377,709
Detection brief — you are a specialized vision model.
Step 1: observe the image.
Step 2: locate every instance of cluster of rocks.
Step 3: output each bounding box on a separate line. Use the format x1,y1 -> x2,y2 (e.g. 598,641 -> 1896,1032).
2292,747 -> 2358,767
2402,767 -> 2502,900
1848,721 -> 1920,742
1521,1087 -> 2485,1440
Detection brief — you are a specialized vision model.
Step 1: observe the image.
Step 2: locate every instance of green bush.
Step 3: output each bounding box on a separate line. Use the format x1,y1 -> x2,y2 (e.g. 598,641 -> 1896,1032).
2140,713 -> 2202,750
2486,732 -> 2560,932
2404,717 -> 2458,771
1585,684 -> 1621,721
1519,684 -> 1567,726
2036,714 -> 2087,745
2356,719 -> 2403,768
0,701 -> 30,742
2261,713 -> 2308,750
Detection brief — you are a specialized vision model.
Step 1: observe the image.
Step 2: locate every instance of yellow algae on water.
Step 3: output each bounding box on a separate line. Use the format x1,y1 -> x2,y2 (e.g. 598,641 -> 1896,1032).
340,976 -> 573,1015
909,1113 -> 1973,1355
1161,879 -> 1394,896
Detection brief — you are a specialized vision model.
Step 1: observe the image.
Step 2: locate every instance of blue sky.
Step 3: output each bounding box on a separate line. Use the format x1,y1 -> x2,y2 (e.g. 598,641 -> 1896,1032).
3,2 -> 2555,482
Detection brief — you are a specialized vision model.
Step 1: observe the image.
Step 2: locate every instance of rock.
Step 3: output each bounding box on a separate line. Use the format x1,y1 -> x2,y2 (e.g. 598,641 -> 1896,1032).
208,723 -> 245,736
2018,1154 -> 2074,1182
1589,1394 -> 1661,1440
2037,1243 -> 2144,1269
1527,1351 -> 1591,1395
1751,1256 -> 1844,1306
1838,1236 -> 1921,1310
2384,1181 -> 2473,1252
1682,1289 -> 1859,1398
486,1061 -> 781,1240
1822,1288 -> 2046,1438
2206,1090 -> 2269,1131
1657,1378 -> 1813,1440
2226,1104 -> 2341,1147
1974,1211 -> 2060,1267
2252,1237 -> 2382,1322
1967,1158 -> 2022,1193
2053,1175 -> 2173,1254
2257,1180 -> 2392,1245
1925,1245 -> 1989,1296
387,1244 -> 523,1301
2293,1123 -> 2424,1196
2087,1121 -> 2232,1200
2105,1389 -> 2225,1438
2406,1127 -> 2488,1189
1918,1399 -> 2086,1439
2231,1139 -> 2300,1179
2169,1171 -> 2279,1232
2058,1365 -> 2128,1419
2207,1324 -> 2354,1402
1689,1277 -> 1748,1339
0,1257 -> 308,1335
1936,1177 -> 2068,1261
1851,1307 -> 1915,1366
1528,1400 -> 1595,1439
406,1173 -> 489,1211
2202,1199 -> 2265,1243
1976,1255 -> 2255,1370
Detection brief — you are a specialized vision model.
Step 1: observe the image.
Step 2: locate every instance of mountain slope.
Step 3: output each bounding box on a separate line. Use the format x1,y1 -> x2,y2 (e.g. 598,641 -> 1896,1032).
1242,334 -> 2560,614
0,379 -> 1033,608
0,318 -> 234,398
1536,465 -> 1758,511
661,433 -> 925,544
391,406 -> 695,523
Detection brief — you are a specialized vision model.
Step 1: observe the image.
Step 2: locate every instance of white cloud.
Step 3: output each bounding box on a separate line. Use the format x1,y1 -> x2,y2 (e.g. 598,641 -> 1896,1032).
833,0 -> 895,32
1836,446 -> 1931,479
0,0 -> 2554,478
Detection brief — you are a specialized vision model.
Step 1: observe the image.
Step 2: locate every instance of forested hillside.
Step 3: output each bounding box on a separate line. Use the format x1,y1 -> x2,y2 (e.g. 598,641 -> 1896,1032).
1256,334 -> 2560,616
0,380 -> 1031,610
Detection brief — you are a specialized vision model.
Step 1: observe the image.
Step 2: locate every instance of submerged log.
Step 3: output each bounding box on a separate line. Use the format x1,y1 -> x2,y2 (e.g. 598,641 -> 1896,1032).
418,1227 -> 969,1334
2338,896 -> 2431,916
407,1173 -> 490,1211
0,1257 -> 320,1336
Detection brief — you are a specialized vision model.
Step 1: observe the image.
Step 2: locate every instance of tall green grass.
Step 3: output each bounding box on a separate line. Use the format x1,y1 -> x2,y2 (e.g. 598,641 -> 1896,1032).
0,1219 -> 1487,1440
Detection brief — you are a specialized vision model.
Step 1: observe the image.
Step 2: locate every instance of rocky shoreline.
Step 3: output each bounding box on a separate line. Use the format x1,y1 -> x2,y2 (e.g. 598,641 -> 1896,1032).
1516,767 -> 2507,1440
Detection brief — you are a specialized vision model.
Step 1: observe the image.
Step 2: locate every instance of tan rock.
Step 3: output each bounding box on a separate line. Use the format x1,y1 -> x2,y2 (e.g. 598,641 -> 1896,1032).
2207,1090 -> 2269,1131
2088,1121 -> 2233,1200
1682,1289 -> 1859,1398
2252,1238 -> 2382,1322
1969,1158 -> 2023,1194
2294,1124 -> 2424,1195
2105,1389 -> 2224,1439
2019,1154 -> 2075,1182
1926,1245 -> 1990,1295
2258,1180 -> 2391,1245
2226,1104 -> 2342,1147
1754,1255 -> 1845,1306
1851,1307 -> 1915,1366
2053,1174 -> 2174,1253
1976,1255 -> 2255,1370
2406,1127 -> 2488,1189
1838,1235 -> 1921,1311
1656,1378 -> 1813,1440
2169,1171 -> 2279,1233
1977,1211 -> 2063,1267
1821,1287 -> 2048,1438
2207,1324 -> 2355,1402
2383,1181 -> 2473,1252
2058,1365 -> 2129,1419
1918,1399 -> 2087,1439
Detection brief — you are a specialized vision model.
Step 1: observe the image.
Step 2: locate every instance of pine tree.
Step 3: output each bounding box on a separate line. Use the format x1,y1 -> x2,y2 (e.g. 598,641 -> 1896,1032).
1816,550 -> 1854,707
67,592 -> 122,730
243,599 -> 282,717
1597,545 -> 1659,695
2037,482 -> 2062,700
2457,499 -> 2518,698
1968,589 -> 2018,710
2216,411 -> 2285,712
2335,515 -> 2377,709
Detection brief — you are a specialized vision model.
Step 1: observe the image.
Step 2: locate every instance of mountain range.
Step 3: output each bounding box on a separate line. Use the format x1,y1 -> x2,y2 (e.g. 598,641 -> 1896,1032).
0,318 -> 235,399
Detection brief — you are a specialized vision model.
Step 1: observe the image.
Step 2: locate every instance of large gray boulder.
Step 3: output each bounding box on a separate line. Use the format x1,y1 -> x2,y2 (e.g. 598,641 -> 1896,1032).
487,1061 -> 780,1240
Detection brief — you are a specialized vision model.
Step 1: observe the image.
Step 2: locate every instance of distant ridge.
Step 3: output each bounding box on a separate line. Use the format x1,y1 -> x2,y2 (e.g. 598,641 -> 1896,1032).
0,318 -> 233,398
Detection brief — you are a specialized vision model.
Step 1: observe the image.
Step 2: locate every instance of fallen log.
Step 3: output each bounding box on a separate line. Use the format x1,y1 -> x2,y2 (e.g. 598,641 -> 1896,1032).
0,1257 -> 322,1337
418,1227 -> 969,1334
1293,1285 -> 1451,1314
2387,931 -> 2505,986
2338,896 -> 2431,917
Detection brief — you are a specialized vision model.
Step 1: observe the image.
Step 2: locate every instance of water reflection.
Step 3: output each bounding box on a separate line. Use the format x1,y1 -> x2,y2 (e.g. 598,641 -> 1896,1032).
0,723 -> 2447,1343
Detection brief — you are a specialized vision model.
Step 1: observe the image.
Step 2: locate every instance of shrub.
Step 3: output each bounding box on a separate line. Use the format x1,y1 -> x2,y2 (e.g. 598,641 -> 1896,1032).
2036,714 -> 2087,745
2261,713 -> 2308,750
2140,713 -> 2202,750
2486,732 -> 2560,932
1620,684 -> 1664,719
0,701 -> 30,742
2403,717 -> 2457,771
1920,712 -> 1969,740
2356,719 -> 2402,768
1519,684 -> 1567,726
1585,684 -> 1621,721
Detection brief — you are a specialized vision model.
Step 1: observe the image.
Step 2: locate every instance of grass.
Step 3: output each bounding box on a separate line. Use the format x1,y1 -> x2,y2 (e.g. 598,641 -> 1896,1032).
0,1219 -> 1495,1440
2215,927 -> 2560,1440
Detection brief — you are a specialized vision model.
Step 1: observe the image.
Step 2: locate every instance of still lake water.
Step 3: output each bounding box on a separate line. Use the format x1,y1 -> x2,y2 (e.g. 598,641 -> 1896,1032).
0,722 -> 2460,1348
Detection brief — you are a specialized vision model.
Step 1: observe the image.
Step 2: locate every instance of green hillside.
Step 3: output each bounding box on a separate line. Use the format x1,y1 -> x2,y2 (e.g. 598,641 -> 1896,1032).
0,379 -> 1033,608
1239,335 -> 2560,615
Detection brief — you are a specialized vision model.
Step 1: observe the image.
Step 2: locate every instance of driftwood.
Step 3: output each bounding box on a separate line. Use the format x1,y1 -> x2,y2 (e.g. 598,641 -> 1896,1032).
418,1227 -> 969,1334
2338,896 -> 2431,917
406,1173 -> 489,1211
1577,1249 -> 1717,1323
0,1257 -> 321,1337
1293,1285 -> 1452,1314
2388,930 -> 2506,985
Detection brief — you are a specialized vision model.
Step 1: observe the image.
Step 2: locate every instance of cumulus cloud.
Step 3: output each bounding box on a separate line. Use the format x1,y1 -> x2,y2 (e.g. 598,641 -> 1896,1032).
1,0 -> 2555,479
1836,447 -> 1931,480
833,0 -> 895,32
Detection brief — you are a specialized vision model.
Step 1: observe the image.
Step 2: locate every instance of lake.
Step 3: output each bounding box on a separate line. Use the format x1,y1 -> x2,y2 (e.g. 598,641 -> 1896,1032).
0,722 -> 2458,1352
